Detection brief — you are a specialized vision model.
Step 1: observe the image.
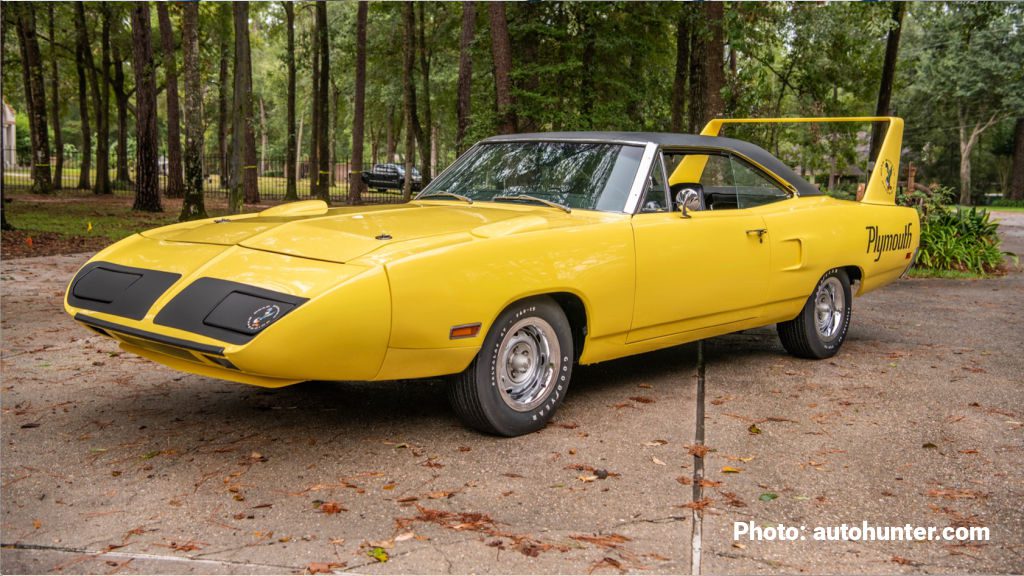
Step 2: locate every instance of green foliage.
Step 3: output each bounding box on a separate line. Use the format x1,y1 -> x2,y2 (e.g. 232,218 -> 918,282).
988,198 -> 1024,208
916,207 -> 1013,274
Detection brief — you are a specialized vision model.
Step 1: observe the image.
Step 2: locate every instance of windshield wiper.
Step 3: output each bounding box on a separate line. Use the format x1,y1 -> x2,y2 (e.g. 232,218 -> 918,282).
416,191 -> 473,204
492,194 -> 571,213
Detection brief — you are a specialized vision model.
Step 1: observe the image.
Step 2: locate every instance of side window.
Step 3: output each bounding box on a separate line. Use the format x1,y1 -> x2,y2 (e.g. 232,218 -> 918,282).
731,157 -> 790,209
639,155 -> 669,213
699,155 -> 737,210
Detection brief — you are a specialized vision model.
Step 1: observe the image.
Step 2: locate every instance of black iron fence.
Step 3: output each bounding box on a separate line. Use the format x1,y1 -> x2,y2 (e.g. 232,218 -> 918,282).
1,150 -> 408,205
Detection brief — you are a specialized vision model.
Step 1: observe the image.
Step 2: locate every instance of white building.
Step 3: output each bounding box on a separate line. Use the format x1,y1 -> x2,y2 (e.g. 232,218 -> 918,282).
2,99 -> 15,168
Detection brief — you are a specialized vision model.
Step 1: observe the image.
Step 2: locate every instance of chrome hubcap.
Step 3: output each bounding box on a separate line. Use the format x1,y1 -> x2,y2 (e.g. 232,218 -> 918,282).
814,277 -> 845,342
497,318 -> 560,412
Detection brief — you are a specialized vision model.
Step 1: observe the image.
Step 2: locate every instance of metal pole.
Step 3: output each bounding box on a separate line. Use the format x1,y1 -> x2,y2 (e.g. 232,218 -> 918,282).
690,340 -> 705,575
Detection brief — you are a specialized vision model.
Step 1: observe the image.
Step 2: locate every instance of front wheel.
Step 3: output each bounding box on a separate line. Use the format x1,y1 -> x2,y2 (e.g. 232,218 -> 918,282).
448,296 -> 573,436
777,268 -> 852,359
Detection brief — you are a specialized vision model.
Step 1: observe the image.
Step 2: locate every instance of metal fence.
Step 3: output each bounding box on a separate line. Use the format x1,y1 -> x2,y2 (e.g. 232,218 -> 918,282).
1,150 -> 408,205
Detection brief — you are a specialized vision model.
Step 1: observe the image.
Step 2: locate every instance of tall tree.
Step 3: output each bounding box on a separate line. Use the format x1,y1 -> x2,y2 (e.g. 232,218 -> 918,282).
455,2 -> 475,155
15,3 -> 52,194
905,3 -> 1024,204
1010,118 -> 1024,201
90,3 -> 112,195
489,2 -> 515,134
687,2 -> 725,133
230,1 -> 258,211
130,2 -> 161,212
402,1 -> 417,200
74,27 -> 92,190
157,3 -> 184,198
217,4 -> 231,190
310,6 -> 321,191
671,7 -> 691,133
349,0 -> 368,205
111,51 -> 132,187
416,3 -> 432,184
47,4 -> 63,190
283,1 -> 298,201
179,1 -> 206,221
869,2 -> 906,162
315,0 -> 330,202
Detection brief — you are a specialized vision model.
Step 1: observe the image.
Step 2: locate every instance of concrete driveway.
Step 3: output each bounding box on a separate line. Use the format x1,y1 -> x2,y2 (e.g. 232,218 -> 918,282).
2,212 -> 1021,574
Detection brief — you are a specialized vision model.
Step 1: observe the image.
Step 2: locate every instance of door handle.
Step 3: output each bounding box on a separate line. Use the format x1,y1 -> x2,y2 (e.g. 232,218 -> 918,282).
746,228 -> 768,243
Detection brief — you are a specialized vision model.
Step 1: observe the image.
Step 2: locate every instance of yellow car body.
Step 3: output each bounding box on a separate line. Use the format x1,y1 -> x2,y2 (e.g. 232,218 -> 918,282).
65,117 -> 918,408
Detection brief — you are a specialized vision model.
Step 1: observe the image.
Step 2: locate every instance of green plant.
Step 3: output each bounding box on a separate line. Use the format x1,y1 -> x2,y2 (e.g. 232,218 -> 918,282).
988,197 -> 1024,208
915,206 -> 1015,274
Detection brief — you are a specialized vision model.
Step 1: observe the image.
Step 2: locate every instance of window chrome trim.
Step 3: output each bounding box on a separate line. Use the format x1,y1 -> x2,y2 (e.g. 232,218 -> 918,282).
623,143 -> 660,214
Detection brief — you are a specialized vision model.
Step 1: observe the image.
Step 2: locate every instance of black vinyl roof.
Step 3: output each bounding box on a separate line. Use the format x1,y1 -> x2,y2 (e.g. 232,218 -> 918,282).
480,131 -> 822,197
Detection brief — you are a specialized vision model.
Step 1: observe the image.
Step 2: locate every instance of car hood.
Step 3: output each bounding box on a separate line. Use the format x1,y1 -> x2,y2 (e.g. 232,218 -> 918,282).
139,202 -> 584,264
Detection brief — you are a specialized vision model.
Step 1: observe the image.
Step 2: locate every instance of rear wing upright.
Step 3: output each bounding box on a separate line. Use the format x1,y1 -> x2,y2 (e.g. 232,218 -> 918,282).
700,116 -> 903,205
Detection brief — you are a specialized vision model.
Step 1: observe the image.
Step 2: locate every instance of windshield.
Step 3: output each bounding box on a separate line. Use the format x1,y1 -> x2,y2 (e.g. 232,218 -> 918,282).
421,141 -> 644,212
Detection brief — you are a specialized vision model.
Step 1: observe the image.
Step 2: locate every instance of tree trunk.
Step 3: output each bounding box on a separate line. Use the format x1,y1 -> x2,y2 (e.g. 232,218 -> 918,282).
671,7 -> 691,133
112,53 -> 132,187
230,1 -> 258,211
869,2 -> 905,163
310,8 -> 320,193
688,2 -> 724,133
386,106 -> 397,161
349,0 -> 367,205
75,39 -> 92,190
402,1 -> 417,201
1010,118 -> 1024,201
315,0 -> 330,202
259,97 -> 267,176
296,114 -> 304,185
157,3 -> 185,198
93,3 -> 112,194
283,1 -> 298,200
47,4 -> 63,190
488,2 -> 515,134
455,2 -> 474,155
130,3 -> 162,212
179,1 -> 206,221
218,4 -> 231,190
417,3 -> 432,184
15,3 -> 52,194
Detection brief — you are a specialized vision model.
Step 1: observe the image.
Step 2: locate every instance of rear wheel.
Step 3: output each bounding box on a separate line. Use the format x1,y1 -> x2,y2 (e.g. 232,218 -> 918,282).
448,296 -> 573,436
777,268 -> 852,359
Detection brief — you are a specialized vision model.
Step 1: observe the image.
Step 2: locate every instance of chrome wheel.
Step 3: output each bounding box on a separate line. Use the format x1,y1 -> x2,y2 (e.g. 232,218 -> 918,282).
814,276 -> 845,342
497,317 -> 561,412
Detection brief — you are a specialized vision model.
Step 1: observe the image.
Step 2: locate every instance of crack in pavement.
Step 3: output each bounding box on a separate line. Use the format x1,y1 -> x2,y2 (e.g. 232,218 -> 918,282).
0,541 -> 300,572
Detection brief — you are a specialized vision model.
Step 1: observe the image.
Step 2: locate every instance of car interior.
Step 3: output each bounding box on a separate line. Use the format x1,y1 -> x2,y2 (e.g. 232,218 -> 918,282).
640,150 -> 791,214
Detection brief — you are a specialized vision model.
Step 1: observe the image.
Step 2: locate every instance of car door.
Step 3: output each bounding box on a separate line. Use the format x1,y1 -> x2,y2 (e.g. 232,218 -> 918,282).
628,152 -> 771,343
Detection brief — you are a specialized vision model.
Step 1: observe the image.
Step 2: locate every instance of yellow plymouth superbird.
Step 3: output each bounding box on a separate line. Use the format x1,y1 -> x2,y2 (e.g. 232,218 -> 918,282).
65,118 -> 918,436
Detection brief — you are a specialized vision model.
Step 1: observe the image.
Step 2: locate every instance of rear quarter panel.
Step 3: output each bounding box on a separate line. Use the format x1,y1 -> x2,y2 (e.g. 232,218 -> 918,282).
758,196 -> 919,322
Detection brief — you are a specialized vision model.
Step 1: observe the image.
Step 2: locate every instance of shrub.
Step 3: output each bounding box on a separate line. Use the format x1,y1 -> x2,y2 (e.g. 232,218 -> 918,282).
988,197 -> 1024,208
916,207 -> 1014,274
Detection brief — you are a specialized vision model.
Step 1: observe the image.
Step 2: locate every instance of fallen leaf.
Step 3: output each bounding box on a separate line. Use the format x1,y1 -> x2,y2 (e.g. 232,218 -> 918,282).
578,475 -> 599,483
382,483 -> 397,491
926,488 -> 986,499
891,556 -> 921,566
643,439 -> 668,447
367,546 -> 390,562
958,449 -> 979,454
426,491 -> 455,500
676,476 -> 692,485
32,519 -> 41,530
306,561 -> 345,574
458,446 -> 471,452
686,444 -> 710,458
922,442 -> 939,449
721,466 -> 741,474
629,396 -> 655,404
319,502 -> 345,514
395,532 -> 415,542
679,498 -> 713,510
588,556 -> 625,574
651,456 -> 666,466
20,422 -> 40,429
748,423 -> 762,435
759,493 -> 778,502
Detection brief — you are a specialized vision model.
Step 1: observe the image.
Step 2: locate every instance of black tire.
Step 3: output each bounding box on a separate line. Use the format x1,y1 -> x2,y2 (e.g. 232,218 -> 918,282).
448,296 -> 574,437
777,268 -> 852,359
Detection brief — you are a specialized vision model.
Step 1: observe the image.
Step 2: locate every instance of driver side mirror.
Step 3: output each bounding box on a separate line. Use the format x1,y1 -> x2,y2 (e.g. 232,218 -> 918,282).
674,184 -> 704,218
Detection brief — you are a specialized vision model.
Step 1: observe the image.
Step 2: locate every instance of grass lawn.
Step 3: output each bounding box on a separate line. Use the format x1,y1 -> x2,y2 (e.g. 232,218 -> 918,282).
956,204 -> 1024,214
906,267 -> 988,279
